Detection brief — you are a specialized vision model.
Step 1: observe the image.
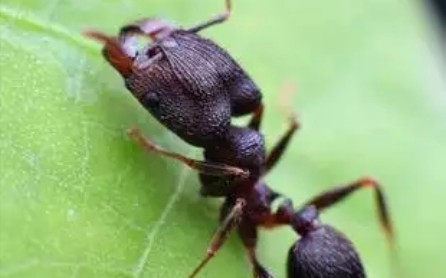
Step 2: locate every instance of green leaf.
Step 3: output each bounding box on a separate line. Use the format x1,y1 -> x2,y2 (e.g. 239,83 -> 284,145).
1,1 -> 445,278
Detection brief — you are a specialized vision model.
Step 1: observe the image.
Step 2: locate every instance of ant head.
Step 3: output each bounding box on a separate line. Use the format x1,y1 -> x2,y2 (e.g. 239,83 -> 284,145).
291,205 -> 321,236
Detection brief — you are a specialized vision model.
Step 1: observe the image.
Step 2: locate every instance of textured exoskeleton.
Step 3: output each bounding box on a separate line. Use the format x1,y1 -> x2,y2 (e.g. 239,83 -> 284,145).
287,207 -> 365,278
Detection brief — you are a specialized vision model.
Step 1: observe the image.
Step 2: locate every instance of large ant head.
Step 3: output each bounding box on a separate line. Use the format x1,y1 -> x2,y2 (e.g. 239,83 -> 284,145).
287,206 -> 366,278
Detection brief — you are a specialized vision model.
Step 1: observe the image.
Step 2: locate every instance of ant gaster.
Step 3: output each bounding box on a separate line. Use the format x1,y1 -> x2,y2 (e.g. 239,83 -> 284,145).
86,0 -> 395,277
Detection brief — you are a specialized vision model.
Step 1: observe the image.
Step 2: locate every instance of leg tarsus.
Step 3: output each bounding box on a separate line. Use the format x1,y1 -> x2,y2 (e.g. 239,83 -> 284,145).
128,127 -> 249,179
188,199 -> 245,278
188,0 -> 231,33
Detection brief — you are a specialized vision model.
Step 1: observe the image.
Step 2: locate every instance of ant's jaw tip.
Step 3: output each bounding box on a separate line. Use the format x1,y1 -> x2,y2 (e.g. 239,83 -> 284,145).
82,30 -> 107,42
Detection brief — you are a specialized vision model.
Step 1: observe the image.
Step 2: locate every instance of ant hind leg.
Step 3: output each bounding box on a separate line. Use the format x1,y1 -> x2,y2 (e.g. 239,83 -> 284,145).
302,177 -> 394,243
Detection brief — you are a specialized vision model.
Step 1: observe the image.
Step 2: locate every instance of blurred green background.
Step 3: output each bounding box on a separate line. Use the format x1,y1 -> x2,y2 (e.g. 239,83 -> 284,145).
1,0 -> 445,277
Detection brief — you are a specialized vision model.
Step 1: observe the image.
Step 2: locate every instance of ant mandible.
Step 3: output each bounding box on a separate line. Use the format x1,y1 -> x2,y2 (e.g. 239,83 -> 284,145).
86,0 -> 395,277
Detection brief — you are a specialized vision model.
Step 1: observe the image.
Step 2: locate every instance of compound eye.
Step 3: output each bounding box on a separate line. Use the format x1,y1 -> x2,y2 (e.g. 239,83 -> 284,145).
143,91 -> 160,107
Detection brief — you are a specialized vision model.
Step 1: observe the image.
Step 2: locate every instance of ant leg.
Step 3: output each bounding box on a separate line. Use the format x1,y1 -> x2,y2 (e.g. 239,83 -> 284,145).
248,104 -> 264,131
188,0 -> 231,33
84,31 -> 133,77
263,81 -> 300,174
263,115 -> 300,175
303,177 -> 394,242
238,219 -> 274,278
188,199 -> 245,278
247,248 -> 274,278
128,128 -> 249,179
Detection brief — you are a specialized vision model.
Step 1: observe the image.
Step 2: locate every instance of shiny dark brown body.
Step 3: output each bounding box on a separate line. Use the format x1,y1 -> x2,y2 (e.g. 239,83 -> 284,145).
86,1 -> 395,277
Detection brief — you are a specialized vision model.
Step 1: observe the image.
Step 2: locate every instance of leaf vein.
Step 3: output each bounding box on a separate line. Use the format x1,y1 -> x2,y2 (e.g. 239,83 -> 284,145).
132,164 -> 191,278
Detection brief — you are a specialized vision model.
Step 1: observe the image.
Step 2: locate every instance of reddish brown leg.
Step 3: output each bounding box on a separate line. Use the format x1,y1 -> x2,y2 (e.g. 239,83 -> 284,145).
248,104 -> 264,131
188,0 -> 231,33
238,220 -> 275,278
303,177 -> 394,243
263,115 -> 300,175
247,248 -> 274,278
237,201 -> 294,278
128,128 -> 249,179
188,199 -> 245,278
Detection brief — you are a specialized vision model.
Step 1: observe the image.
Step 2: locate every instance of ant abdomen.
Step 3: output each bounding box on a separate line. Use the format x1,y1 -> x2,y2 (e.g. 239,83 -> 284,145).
287,207 -> 365,278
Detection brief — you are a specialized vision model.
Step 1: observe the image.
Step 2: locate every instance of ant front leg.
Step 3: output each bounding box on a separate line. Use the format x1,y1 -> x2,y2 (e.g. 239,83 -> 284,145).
128,128 -> 249,179
188,0 -> 231,33
303,177 -> 394,243
188,199 -> 245,278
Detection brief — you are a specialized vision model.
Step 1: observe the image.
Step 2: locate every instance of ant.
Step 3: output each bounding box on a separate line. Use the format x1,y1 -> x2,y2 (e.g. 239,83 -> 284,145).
86,0 -> 395,277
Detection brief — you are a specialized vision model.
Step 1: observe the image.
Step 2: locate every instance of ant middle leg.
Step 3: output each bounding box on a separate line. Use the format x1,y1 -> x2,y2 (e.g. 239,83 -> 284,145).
248,104 -> 264,131
263,81 -> 300,175
188,199 -> 245,278
263,115 -> 300,175
128,128 -> 249,179
188,0 -> 231,33
302,177 -> 394,242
